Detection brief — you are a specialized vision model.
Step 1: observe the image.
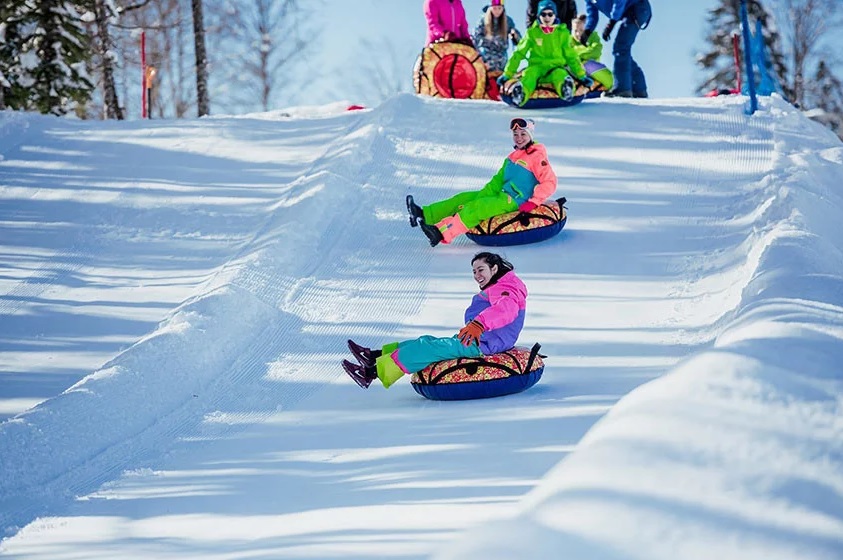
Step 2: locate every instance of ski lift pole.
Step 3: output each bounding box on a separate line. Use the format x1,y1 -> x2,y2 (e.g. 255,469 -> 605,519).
141,30 -> 147,119
739,0 -> 757,114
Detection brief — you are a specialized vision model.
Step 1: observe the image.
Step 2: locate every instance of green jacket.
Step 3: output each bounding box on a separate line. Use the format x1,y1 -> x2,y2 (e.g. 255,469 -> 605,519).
503,21 -> 586,80
571,31 -> 603,62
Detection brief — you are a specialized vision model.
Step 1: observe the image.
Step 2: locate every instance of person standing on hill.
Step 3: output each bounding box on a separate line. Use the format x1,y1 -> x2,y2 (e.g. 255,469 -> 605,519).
581,0 -> 651,98
472,0 -> 522,74
424,0 -> 473,46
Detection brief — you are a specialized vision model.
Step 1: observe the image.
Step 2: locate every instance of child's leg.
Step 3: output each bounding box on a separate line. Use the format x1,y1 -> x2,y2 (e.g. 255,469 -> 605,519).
519,64 -> 548,100
376,335 -> 482,388
545,67 -> 573,98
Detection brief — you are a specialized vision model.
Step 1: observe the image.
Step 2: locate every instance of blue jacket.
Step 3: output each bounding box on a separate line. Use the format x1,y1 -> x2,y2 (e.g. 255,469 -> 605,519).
584,0 -> 650,30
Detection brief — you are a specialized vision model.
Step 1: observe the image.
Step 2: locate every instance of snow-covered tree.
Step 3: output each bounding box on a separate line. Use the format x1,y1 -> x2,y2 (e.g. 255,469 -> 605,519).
696,0 -> 789,98
1,0 -> 95,115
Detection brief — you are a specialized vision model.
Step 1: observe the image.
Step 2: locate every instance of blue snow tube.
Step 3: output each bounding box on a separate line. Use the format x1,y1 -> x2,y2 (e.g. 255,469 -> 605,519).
410,344 -> 545,401
466,197 -> 567,247
500,92 -> 585,109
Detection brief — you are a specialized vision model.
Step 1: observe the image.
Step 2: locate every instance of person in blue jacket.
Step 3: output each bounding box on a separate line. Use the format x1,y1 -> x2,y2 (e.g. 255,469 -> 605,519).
582,0 -> 651,98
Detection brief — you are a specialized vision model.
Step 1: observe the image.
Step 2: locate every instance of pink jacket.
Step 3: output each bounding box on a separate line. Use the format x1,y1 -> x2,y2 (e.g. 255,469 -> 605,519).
465,271 -> 528,354
424,0 -> 470,45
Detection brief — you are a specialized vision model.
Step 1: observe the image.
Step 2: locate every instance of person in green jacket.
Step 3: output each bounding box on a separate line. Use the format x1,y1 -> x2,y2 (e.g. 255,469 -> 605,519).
571,13 -> 614,91
496,0 -> 591,106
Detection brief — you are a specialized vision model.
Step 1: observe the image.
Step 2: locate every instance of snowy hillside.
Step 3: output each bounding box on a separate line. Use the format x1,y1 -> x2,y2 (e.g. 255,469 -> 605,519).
0,94 -> 841,560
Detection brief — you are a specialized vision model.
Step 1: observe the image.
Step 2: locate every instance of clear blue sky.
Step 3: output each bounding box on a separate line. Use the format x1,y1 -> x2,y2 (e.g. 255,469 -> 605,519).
319,0 -> 721,104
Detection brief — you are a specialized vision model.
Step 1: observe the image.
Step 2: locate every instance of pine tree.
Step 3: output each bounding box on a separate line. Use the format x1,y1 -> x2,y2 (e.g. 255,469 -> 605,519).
1,0 -> 95,115
0,1 -> 29,110
696,0 -> 790,99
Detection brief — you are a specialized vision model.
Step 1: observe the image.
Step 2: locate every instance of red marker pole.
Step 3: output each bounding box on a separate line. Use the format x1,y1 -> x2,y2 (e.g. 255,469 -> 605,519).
141,30 -> 147,119
732,33 -> 742,93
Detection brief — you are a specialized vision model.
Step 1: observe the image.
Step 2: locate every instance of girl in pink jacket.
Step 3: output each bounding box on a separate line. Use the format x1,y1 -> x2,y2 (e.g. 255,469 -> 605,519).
342,252 -> 527,389
424,0 -> 472,46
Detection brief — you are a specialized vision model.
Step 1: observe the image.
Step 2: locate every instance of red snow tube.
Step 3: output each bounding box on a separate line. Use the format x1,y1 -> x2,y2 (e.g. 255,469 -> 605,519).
410,344 -> 545,401
414,41 -> 487,100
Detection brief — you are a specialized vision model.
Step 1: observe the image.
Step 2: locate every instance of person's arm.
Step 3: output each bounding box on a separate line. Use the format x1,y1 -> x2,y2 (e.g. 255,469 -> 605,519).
424,1 -> 446,41
472,19 -> 485,48
584,0 -> 599,31
609,0 -> 629,22
526,145 -> 557,205
475,280 -> 526,330
507,16 -> 522,44
503,30 -> 532,77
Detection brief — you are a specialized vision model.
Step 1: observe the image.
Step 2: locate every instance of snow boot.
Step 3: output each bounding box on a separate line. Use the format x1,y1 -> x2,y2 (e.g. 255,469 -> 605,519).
510,81 -> 526,106
419,220 -> 444,247
342,359 -> 377,389
347,339 -> 379,369
559,75 -> 575,101
602,89 -> 632,98
406,195 -> 424,227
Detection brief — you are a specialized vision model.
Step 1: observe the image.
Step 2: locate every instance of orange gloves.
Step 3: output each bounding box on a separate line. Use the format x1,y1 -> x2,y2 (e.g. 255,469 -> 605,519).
458,320 -> 484,346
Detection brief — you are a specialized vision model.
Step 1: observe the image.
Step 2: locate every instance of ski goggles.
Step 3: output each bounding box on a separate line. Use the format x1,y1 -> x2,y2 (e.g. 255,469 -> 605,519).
539,11 -> 556,18
510,118 -> 535,132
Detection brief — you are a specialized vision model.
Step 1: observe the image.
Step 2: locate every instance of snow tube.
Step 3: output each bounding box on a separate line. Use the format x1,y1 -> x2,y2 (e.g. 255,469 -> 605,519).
413,41 -> 487,100
498,73 -> 587,109
500,84 -> 585,109
466,197 -> 568,247
411,344 -> 545,401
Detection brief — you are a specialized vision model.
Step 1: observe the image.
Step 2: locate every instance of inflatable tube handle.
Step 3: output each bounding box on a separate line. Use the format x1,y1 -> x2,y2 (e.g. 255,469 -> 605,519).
524,343 -> 543,374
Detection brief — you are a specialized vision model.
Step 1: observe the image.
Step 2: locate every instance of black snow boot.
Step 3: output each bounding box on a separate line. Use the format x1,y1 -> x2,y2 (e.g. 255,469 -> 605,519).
342,359 -> 377,389
347,339 -> 380,369
406,195 -> 425,227
419,221 -> 444,247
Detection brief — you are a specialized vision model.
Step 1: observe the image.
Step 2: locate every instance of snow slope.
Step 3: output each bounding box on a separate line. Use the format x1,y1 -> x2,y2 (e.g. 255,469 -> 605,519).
0,94 -> 841,559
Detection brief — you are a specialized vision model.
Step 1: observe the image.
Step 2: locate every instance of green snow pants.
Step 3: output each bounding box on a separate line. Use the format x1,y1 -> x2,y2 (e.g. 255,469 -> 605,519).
422,186 -> 518,229
520,63 -> 574,99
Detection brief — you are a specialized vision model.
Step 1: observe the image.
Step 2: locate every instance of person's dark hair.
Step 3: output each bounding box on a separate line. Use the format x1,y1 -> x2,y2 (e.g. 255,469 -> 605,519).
471,251 -> 514,287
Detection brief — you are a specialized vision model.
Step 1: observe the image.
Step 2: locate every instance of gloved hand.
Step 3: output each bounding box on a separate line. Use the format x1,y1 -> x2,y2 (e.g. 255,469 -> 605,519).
581,28 -> 594,45
602,19 -> 617,42
458,320 -> 484,347
580,75 -> 594,88
518,201 -> 538,213
496,74 -> 510,87
443,30 -> 455,42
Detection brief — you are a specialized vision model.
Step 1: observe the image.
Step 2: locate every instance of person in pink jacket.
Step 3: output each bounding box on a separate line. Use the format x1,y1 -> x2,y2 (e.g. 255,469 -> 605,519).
407,117 -> 557,247
424,0 -> 473,46
342,252 -> 528,389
